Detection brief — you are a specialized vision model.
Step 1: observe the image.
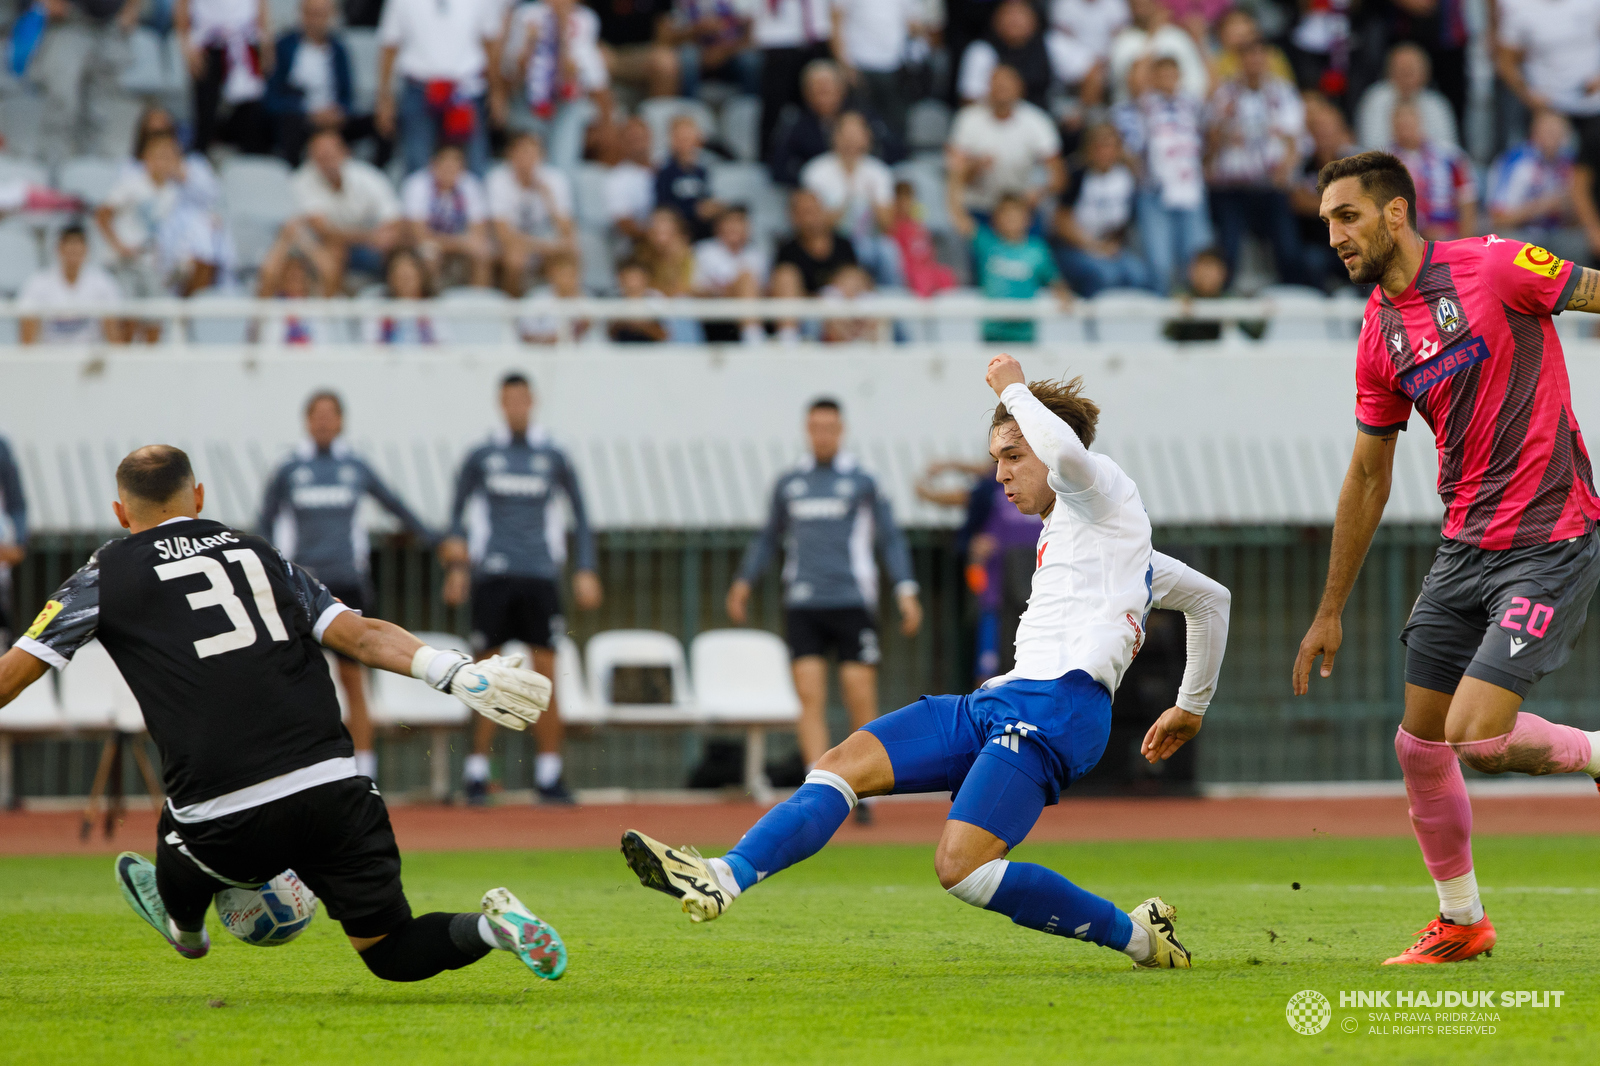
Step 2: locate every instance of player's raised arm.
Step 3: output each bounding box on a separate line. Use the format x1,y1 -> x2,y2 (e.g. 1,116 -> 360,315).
298,559 -> 551,730
1141,551 -> 1231,763
1292,428 -> 1399,694
985,354 -> 1097,492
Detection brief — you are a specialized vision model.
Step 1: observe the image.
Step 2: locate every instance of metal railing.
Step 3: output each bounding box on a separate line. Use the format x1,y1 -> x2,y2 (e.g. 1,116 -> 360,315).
10,524 -> 1600,801
0,294 -> 1365,346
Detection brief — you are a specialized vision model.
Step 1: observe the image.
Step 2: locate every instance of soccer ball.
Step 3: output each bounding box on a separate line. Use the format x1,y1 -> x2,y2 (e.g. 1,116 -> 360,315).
214,869 -> 318,946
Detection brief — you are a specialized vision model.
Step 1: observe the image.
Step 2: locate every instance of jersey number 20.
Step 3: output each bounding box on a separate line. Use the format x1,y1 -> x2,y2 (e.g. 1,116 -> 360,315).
154,550 -> 291,659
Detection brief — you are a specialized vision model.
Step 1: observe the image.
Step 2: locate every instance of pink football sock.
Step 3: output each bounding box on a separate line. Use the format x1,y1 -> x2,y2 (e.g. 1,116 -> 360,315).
1395,727 -> 1474,881
1452,712 -> 1593,776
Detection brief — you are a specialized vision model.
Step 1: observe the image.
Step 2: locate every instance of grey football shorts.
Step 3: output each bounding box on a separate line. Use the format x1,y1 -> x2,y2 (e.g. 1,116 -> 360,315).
1402,528 -> 1600,697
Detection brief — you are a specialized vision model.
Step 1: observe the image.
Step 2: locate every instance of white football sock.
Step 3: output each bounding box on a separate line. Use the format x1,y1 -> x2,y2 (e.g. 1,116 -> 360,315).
477,914 -> 503,951
1436,871 -> 1484,925
354,750 -> 377,780
706,857 -> 742,898
535,753 -> 563,789
1583,730 -> 1600,776
1121,923 -> 1152,962
168,917 -> 206,950
464,754 -> 491,783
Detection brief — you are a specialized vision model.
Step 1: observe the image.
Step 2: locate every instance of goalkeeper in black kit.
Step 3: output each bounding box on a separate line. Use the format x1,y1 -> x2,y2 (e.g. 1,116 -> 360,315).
0,445 -> 569,982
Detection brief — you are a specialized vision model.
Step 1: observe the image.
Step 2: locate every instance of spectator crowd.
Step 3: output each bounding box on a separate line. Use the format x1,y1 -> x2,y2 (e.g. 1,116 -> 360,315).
5,0 -> 1600,342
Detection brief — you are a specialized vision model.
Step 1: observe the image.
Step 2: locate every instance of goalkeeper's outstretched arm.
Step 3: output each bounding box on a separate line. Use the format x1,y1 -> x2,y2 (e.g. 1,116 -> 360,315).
320,612 -> 550,730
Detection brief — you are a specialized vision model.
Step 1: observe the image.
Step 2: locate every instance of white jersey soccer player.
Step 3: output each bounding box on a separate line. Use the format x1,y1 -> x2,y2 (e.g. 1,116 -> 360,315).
622,355 -> 1229,968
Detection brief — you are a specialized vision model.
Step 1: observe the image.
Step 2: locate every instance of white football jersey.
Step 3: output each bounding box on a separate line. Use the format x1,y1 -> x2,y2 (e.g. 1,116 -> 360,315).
993,383 -> 1154,695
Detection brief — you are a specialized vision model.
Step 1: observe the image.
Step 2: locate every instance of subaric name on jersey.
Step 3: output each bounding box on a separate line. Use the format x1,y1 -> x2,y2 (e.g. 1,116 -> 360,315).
486,473 -> 550,497
152,531 -> 240,561
788,496 -> 851,520
1398,334 -> 1491,401
290,485 -> 357,508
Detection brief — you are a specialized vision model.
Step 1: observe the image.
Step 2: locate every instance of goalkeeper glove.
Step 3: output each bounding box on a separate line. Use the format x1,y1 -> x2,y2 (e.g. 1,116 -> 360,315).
410,646 -> 551,730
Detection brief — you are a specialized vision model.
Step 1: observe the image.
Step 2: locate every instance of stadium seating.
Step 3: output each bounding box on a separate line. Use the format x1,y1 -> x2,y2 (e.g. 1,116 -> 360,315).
0,224 -> 40,296
0,672 -> 62,808
553,634 -> 601,725
637,98 -> 717,165
689,629 -> 801,802
186,290 -> 252,344
368,630 -> 471,800
905,100 -> 952,153
57,156 -> 122,204
220,155 -> 297,271
1087,288 -> 1168,344
719,95 -> 761,163
345,29 -> 381,116
583,629 -> 697,725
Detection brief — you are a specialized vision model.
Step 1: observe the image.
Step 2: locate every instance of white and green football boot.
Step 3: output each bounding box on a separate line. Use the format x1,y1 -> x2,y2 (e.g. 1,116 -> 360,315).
114,852 -> 209,959
1128,896 -> 1191,969
481,887 -> 566,980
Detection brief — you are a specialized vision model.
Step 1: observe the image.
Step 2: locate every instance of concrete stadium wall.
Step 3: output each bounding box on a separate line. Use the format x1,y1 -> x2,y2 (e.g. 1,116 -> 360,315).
13,340 -> 1591,532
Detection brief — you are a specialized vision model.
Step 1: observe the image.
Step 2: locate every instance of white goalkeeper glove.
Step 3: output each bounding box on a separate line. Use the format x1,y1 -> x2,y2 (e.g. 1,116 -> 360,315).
410,646 -> 551,730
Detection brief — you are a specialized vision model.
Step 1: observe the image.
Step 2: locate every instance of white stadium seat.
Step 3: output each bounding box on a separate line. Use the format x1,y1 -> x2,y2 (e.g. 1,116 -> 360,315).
369,630 -> 469,799
0,154 -> 49,188
0,224 -> 41,296
906,99 -> 951,152
0,96 -> 43,159
59,639 -> 133,729
583,629 -> 697,724
57,156 -> 122,204
553,634 -> 601,725
690,628 -> 801,800
719,95 -> 761,163
345,28 -> 380,115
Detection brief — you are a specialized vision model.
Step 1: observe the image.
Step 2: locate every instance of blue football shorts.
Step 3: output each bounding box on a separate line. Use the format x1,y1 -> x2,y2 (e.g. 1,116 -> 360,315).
861,671 -> 1112,848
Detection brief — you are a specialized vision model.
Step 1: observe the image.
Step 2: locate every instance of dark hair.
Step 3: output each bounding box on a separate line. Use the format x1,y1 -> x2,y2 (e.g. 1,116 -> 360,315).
809,397 -> 842,415
139,130 -> 180,158
384,247 -> 432,296
58,223 -> 87,243
501,372 -> 533,391
1152,54 -> 1180,68
991,377 -> 1099,448
432,141 -> 466,160
116,445 -> 195,506
507,129 -> 545,149
308,125 -> 347,148
717,203 -> 749,222
1316,150 -> 1418,228
305,389 -> 343,417
617,257 -> 650,274
133,105 -> 177,158
1191,246 -> 1226,265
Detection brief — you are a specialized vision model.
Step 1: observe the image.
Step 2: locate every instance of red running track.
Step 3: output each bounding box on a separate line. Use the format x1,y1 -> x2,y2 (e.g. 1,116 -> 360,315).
1,795 -> 1597,855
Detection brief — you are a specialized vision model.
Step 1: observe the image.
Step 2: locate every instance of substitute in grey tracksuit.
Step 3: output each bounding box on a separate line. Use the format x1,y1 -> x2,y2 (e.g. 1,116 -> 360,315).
447,425 -> 597,654
738,451 -> 919,666
258,438 -> 435,613
0,435 -> 28,646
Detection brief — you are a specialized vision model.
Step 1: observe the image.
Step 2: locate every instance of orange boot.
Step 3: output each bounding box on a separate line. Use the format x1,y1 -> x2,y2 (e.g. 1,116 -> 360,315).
1382,914 -> 1496,964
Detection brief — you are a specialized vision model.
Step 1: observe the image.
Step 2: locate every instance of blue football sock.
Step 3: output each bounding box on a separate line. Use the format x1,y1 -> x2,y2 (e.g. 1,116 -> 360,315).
986,861 -> 1132,950
723,780 -> 852,891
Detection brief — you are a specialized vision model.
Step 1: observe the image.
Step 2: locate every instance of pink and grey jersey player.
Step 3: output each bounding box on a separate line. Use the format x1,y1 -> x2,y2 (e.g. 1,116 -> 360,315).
1354,234 -> 1600,547
1299,150 -> 1600,969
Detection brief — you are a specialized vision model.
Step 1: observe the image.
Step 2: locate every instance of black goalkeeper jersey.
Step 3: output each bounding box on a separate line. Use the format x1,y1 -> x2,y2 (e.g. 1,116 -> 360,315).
17,518 -> 353,807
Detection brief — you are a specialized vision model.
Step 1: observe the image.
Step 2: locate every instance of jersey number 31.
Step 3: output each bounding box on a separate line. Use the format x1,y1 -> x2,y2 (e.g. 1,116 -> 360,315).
155,549 -> 290,659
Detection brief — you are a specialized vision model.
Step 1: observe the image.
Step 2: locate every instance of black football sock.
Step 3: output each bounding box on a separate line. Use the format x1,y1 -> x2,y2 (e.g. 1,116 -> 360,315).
358,912 -> 492,982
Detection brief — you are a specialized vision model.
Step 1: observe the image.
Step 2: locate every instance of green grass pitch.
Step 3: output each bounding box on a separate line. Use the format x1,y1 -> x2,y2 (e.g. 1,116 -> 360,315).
1,835 -> 1596,1065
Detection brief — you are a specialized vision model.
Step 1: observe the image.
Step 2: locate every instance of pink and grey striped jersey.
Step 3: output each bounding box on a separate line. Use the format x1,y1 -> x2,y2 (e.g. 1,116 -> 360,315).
1355,236 -> 1600,548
